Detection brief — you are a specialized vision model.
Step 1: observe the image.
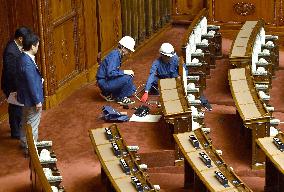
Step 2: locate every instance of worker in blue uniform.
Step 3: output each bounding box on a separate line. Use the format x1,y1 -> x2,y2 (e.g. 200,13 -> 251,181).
141,43 -> 179,102
96,36 -> 136,105
141,43 -> 212,111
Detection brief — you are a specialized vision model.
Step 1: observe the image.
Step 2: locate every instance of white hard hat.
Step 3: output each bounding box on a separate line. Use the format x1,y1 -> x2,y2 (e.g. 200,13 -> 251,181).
119,36 -> 135,52
159,43 -> 175,57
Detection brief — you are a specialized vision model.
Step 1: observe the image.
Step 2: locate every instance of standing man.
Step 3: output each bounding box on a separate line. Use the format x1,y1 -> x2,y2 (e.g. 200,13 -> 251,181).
96,36 -> 136,105
17,33 -> 43,150
1,27 -> 31,139
140,43 -> 179,102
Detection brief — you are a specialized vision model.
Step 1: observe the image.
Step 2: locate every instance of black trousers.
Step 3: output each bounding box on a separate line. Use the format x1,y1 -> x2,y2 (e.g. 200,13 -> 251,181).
8,104 -> 22,138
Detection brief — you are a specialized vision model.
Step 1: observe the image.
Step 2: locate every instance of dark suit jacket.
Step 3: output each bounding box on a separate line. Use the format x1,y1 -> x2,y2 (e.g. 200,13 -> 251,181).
17,53 -> 44,107
1,40 -> 21,97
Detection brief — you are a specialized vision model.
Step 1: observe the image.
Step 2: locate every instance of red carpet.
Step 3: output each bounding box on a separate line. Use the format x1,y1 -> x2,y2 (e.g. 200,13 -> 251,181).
0,25 -> 283,192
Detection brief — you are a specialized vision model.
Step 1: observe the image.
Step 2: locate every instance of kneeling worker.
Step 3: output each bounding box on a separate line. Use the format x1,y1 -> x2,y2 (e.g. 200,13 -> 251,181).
141,43 -> 179,102
96,36 -> 136,105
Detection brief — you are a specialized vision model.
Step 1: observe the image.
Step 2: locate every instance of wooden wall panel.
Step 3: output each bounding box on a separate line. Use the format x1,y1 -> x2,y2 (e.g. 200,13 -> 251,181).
82,0 -> 98,70
131,0 -> 138,42
41,0 -> 83,94
121,0 -> 171,44
38,0 -> 99,108
208,0 -> 284,26
6,0 -> 38,34
172,0 -> 205,21
138,0 -> 146,41
97,0 -> 122,58
145,0 -> 153,36
50,0 -> 73,20
0,0 -> 10,119
52,19 -> 77,86
210,0 -> 275,24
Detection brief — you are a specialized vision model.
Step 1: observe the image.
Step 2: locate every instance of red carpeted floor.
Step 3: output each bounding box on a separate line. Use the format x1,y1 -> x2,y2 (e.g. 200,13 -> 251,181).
0,25 -> 283,192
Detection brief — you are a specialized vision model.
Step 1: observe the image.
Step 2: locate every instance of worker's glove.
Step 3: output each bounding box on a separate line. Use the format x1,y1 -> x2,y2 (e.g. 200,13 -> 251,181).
141,92 -> 149,103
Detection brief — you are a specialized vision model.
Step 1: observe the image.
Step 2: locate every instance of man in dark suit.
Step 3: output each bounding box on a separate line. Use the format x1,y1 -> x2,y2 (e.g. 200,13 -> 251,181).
17,33 -> 43,149
1,27 -> 31,139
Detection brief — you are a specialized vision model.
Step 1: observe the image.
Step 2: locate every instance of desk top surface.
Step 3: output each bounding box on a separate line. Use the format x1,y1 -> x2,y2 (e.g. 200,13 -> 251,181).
230,20 -> 262,58
90,127 -> 158,192
159,78 -> 178,90
257,136 -> 284,174
174,130 -> 252,191
229,68 -> 267,121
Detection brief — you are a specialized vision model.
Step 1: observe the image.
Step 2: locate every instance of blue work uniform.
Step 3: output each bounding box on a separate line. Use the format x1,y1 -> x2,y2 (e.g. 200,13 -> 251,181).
96,49 -> 136,99
145,55 -> 179,92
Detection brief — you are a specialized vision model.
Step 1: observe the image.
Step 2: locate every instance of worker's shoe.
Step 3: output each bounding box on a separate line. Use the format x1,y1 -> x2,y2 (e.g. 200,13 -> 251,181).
117,97 -> 135,105
100,93 -> 115,102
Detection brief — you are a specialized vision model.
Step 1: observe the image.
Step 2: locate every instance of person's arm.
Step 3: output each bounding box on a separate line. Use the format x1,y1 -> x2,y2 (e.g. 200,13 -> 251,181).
141,61 -> 159,102
144,61 -> 159,92
105,53 -> 124,79
3,50 -> 18,91
23,62 -> 42,107
171,55 -> 179,78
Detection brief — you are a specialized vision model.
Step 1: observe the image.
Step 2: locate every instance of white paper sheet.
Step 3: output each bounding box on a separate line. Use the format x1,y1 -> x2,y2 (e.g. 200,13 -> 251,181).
7,92 -> 24,106
129,114 -> 162,122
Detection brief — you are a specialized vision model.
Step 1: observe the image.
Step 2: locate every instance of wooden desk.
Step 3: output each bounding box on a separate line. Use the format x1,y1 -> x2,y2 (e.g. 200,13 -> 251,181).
229,20 -> 277,89
229,20 -> 263,68
181,8 -> 222,71
256,133 -> 284,192
174,129 -> 252,192
89,125 -> 158,192
159,77 -> 193,161
25,124 -> 64,192
159,77 -> 193,130
229,68 -> 271,169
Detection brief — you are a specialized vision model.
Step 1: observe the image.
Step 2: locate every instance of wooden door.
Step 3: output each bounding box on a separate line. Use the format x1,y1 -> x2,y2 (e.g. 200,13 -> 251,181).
40,0 -> 84,95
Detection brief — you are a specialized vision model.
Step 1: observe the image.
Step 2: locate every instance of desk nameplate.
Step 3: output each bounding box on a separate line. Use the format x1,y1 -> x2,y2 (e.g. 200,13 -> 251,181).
186,150 -> 218,172
200,168 -> 236,192
175,132 -> 203,153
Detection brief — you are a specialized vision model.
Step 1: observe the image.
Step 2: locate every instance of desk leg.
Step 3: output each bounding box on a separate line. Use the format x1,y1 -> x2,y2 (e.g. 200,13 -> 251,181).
173,118 -> 191,162
279,171 -> 284,192
265,158 -> 280,192
106,178 -> 115,192
193,173 -> 207,192
184,160 -> 194,188
101,167 -> 107,184
252,126 -> 267,169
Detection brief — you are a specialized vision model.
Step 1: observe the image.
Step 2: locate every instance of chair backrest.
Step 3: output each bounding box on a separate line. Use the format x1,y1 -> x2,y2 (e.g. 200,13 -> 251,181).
25,124 -> 53,192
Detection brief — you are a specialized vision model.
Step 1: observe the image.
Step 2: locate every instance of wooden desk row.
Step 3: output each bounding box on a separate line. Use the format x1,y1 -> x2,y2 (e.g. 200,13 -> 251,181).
25,124 -> 65,192
174,128 -> 252,192
229,67 -> 272,169
159,58 -> 208,162
181,8 -> 223,91
89,124 -> 159,192
229,20 -> 279,88
256,132 -> 284,192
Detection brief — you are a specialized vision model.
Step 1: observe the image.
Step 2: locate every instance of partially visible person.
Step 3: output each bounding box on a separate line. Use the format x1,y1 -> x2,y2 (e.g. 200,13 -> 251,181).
17,33 -> 43,150
1,27 -> 32,139
96,36 -> 136,105
140,43 -> 179,102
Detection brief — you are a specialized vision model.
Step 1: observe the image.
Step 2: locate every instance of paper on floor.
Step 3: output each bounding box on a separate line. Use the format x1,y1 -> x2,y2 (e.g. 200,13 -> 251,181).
129,114 -> 162,122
